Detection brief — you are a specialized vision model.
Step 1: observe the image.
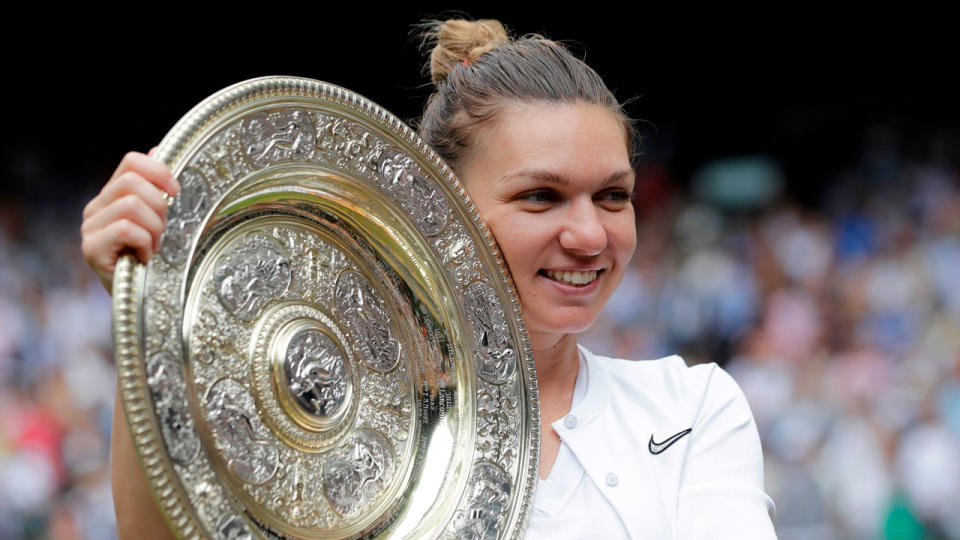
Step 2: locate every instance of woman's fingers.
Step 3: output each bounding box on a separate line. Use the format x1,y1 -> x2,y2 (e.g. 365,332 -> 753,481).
92,219 -> 154,264
81,219 -> 155,290
81,193 -> 167,252
81,149 -> 179,292
83,170 -> 170,225
108,151 -> 179,197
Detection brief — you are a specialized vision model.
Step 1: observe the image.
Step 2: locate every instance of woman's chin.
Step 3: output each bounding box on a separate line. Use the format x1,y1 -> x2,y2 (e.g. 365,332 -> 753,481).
524,312 -> 599,342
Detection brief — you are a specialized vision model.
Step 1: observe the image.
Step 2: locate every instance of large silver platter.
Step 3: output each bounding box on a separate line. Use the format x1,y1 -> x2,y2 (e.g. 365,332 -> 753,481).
112,77 -> 539,539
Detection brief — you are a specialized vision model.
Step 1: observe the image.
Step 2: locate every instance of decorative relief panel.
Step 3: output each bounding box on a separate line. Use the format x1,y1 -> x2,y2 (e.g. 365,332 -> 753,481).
215,233 -> 292,321
464,282 -> 517,384
283,328 -> 350,419
146,351 -> 201,465
377,147 -> 450,237
194,129 -> 252,197
322,428 -> 396,518
160,167 -> 212,267
335,269 -> 401,373
191,308 -> 239,366
434,220 -> 486,290
205,378 -> 280,486
241,110 -> 316,167
313,113 -> 382,175
476,378 -> 522,471
451,461 -> 512,540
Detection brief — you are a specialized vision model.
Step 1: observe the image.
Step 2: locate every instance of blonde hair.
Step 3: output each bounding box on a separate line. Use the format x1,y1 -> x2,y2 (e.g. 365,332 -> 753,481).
418,18 -> 636,173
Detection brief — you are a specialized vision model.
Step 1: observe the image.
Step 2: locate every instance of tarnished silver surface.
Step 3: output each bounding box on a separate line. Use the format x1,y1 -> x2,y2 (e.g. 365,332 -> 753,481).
112,77 -> 539,539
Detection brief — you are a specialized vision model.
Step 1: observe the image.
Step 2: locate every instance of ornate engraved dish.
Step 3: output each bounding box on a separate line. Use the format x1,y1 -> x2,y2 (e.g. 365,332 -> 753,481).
112,77 -> 539,539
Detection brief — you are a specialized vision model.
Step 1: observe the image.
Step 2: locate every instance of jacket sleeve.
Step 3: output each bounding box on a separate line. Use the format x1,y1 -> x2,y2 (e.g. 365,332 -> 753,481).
676,362 -> 777,539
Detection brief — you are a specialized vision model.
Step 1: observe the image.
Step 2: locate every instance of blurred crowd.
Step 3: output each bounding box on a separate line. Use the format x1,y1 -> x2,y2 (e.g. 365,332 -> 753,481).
0,195 -> 116,538
0,126 -> 958,538
584,128 -> 960,539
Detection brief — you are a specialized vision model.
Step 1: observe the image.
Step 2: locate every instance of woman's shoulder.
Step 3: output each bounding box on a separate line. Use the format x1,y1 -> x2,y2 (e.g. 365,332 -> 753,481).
576,346 -> 775,534
578,345 -> 754,425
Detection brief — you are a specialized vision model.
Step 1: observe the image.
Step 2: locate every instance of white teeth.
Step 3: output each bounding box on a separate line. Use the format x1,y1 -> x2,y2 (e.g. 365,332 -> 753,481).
545,270 -> 598,286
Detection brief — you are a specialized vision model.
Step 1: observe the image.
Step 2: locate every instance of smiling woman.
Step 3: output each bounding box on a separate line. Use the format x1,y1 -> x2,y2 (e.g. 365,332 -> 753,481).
80,17 -> 776,540
416,19 -> 777,539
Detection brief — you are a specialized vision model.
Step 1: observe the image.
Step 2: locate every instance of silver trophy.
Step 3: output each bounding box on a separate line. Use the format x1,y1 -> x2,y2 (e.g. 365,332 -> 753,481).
112,77 -> 539,539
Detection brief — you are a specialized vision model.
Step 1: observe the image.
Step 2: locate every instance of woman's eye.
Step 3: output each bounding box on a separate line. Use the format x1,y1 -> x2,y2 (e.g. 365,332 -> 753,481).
518,190 -> 556,203
597,189 -> 631,204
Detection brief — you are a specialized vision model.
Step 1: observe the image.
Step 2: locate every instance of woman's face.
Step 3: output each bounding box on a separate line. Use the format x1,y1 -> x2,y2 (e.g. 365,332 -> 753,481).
460,102 -> 636,342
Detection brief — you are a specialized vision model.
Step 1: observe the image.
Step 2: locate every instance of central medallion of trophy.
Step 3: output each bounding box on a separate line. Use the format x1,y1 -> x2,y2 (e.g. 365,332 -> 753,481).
280,326 -> 351,428
253,302 -> 360,452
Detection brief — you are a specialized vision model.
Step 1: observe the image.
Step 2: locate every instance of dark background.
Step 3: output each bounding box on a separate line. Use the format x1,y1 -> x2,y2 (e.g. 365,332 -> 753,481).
5,9 -> 958,207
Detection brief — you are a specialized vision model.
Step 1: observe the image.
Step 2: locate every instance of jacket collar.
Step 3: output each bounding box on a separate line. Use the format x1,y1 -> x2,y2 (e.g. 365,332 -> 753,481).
570,344 -> 610,427
549,344 -> 675,539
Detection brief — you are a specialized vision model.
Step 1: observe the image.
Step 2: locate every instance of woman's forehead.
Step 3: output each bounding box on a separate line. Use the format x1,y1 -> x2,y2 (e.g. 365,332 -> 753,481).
473,102 -> 630,168
455,103 -> 633,200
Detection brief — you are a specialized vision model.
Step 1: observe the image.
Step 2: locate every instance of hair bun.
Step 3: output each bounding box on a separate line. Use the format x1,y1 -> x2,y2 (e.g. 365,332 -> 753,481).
423,19 -> 509,85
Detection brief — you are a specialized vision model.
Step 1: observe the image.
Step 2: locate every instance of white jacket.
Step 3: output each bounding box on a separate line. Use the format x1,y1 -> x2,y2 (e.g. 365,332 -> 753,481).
532,346 -> 777,539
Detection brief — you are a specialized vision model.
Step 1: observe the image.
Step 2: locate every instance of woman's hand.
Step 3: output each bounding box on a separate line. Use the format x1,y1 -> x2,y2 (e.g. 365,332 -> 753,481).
81,150 -> 179,292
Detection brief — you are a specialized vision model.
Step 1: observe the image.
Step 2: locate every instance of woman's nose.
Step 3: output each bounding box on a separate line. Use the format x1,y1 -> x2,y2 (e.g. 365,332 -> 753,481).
558,198 -> 607,255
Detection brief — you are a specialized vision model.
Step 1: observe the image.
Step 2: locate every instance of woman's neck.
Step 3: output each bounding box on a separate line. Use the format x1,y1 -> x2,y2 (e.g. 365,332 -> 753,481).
529,331 -> 580,394
529,330 -> 581,480
530,331 -> 581,423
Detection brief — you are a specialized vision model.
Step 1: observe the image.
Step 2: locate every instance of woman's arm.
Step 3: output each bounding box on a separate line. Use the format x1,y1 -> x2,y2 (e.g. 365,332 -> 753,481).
677,364 -> 777,539
83,150 -> 179,537
111,389 -> 176,539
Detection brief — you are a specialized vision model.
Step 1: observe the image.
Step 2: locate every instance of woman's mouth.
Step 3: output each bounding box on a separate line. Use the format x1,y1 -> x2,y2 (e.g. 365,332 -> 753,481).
540,269 -> 601,287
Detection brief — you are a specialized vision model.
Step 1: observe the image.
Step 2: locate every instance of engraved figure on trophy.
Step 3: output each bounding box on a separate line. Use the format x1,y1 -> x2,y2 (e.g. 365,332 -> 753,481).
334,269 -> 400,372
322,428 -> 395,517
205,378 -> 279,486
215,233 -> 292,321
463,282 -> 516,383
160,168 -> 212,266
453,462 -> 512,540
314,114 -> 379,174
476,380 -> 520,470
409,175 -> 449,236
361,372 -> 412,443
215,513 -> 253,540
146,352 -> 202,465
377,147 -> 449,236
433,225 -> 482,289
240,110 -> 316,167
283,328 -> 350,419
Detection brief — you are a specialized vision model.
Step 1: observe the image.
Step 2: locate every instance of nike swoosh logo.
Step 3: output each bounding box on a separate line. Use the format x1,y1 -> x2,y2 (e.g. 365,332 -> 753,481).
648,428 -> 692,454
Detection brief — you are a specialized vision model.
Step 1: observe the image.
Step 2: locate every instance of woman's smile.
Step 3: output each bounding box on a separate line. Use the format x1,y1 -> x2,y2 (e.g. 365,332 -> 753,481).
539,268 -> 602,287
